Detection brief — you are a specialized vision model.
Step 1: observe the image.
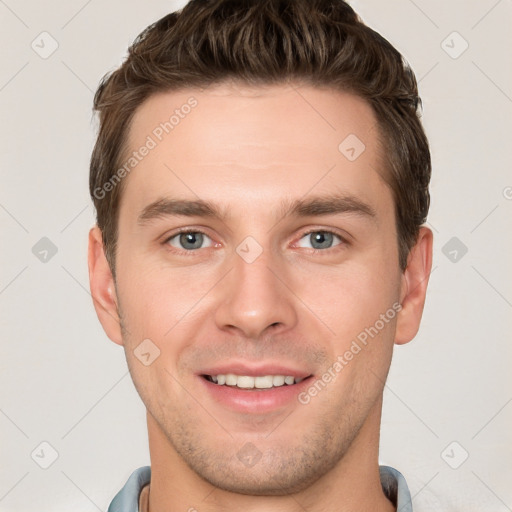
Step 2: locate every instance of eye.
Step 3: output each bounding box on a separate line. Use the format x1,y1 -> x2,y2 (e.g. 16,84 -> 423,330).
166,231 -> 214,251
297,231 -> 344,250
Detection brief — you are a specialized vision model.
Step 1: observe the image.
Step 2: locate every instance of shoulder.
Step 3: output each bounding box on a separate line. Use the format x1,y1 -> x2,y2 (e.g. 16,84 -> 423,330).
380,465 -> 413,512
107,466 -> 151,512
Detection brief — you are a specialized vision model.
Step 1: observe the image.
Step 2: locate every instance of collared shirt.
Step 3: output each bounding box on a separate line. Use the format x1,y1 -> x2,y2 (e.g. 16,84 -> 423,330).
107,465 -> 413,512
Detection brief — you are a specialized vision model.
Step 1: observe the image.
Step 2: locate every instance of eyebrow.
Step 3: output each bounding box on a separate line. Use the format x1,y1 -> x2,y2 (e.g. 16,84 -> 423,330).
137,194 -> 377,226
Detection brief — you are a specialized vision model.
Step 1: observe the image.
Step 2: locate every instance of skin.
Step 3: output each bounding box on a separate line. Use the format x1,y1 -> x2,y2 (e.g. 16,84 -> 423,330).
88,82 -> 433,512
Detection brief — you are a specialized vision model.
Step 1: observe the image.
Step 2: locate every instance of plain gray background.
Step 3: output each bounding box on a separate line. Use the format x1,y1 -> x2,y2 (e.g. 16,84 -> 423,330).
1,0 -> 511,510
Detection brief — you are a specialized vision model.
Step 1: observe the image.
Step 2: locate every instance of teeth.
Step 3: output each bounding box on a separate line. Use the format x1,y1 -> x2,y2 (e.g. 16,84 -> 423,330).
272,375 -> 285,386
237,376 -> 255,388
225,373 -> 237,386
207,374 -> 304,389
255,376 -> 273,389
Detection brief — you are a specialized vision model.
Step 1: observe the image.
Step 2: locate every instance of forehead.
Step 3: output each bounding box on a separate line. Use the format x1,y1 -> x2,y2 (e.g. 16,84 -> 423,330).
120,82 -> 389,219
128,82 -> 379,162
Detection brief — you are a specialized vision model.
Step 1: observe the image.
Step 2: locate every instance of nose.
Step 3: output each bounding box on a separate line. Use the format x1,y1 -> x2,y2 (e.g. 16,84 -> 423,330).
214,247 -> 298,339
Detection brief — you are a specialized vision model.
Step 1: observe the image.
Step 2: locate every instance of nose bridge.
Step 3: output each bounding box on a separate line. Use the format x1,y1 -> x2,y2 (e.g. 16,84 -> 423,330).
214,240 -> 297,338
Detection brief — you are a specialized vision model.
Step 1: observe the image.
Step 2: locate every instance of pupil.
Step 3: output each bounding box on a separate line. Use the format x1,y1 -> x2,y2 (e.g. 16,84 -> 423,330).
311,232 -> 332,249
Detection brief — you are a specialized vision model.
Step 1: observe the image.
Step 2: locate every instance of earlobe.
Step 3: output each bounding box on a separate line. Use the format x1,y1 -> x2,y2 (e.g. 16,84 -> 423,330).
395,227 -> 433,345
88,226 -> 124,345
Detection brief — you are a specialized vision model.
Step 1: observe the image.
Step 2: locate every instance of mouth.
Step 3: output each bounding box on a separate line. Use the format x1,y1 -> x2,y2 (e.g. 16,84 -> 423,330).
197,363 -> 315,413
202,373 -> 310,390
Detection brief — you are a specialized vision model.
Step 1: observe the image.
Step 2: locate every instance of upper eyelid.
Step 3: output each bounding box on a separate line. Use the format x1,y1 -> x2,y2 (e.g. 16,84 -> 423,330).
294,230 -> 347,250
164,229 -> 215,252
299,228 -> 345,239
163,227 -> 213,241
294,228 -> 349,245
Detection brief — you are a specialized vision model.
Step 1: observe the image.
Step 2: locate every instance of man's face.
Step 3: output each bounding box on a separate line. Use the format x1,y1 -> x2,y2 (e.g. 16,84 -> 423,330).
100,83 -> 410,494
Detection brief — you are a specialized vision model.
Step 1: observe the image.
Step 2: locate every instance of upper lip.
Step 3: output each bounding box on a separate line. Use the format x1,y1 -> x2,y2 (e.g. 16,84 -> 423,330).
199,361 -> 313,379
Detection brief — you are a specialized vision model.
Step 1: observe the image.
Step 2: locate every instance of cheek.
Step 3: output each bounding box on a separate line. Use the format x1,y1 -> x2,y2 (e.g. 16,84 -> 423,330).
295,258 -> 400,394
116,256 -> 214,340
297,258 -> 399,338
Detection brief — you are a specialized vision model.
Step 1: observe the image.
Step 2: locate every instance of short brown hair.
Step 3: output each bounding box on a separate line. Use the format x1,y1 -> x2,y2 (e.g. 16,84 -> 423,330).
90,0 -> 431,274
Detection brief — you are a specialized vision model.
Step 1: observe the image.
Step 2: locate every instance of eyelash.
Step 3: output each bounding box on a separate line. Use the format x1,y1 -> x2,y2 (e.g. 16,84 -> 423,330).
163,228 -> 216,257
299,229 -> 348,253
162,228 -> 349,255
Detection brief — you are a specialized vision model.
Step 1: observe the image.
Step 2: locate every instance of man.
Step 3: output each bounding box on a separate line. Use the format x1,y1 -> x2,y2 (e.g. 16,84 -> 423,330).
88,0 -> 433,510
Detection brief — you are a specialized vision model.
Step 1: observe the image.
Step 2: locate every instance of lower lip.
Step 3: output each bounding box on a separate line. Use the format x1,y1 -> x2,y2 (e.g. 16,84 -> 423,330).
198,376 -> 313,414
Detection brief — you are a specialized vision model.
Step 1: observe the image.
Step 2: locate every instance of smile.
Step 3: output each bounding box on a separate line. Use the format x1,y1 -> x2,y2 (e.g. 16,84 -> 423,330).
203,374 -> 307,389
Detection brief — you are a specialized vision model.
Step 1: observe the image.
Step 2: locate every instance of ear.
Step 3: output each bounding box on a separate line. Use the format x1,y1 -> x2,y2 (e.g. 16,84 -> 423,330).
88,226 -> 123,345
395,226 -> 433,345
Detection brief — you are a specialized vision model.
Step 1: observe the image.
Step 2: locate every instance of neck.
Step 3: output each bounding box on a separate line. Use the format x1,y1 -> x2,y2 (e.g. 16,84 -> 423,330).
145,397 -> 395,512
